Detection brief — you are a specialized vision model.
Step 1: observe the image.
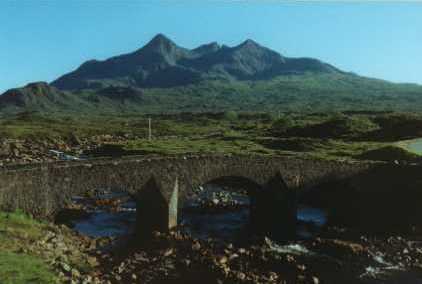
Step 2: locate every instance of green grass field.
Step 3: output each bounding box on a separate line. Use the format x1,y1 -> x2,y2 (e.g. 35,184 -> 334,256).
0,211 -> 57,284
1,111 -> 421,163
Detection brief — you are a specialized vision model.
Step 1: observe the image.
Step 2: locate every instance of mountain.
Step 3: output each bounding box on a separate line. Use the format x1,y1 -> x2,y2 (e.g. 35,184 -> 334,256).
2,34 -> 422,115
51,34 -> 340,90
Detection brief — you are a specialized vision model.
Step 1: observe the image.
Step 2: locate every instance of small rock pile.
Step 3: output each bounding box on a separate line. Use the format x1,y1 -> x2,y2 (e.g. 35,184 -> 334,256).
29,224 -> 104,284
198,191 -> 245,210
187,189 -> 249,214
365,235 -> 422,271
0,134 -> 134,166
98,231 -> 318,284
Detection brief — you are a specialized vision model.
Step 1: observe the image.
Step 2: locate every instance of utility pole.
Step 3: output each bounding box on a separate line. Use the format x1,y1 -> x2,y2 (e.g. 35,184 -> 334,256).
148,117 -> 152,141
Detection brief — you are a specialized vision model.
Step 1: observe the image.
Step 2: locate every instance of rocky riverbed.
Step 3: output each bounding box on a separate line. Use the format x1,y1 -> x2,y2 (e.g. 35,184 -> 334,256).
19,216 -> 422,284
49,187 -> 422,284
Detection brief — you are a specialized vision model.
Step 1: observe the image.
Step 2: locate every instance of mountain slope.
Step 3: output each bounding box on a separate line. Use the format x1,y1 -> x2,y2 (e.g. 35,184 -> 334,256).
1,34 -> 422,115
51,34 -> 340,90
3,73 -> 422,116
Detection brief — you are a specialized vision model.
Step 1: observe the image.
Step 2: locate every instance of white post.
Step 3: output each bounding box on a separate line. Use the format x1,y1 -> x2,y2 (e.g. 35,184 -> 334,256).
148,117 -> 152,141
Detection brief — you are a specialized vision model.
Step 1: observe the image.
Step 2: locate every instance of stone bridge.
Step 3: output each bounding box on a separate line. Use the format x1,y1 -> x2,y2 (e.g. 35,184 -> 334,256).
1,154 -> 421,237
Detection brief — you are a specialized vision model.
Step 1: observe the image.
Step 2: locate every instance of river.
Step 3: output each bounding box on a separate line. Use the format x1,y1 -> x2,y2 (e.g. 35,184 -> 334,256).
67,188 -> 327,240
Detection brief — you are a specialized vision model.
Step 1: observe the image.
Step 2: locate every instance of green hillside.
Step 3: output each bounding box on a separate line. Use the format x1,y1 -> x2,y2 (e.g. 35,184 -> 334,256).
2,73 -> 422,116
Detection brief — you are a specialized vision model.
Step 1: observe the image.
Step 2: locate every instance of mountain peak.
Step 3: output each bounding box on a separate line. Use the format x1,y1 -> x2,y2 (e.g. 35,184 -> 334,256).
196,41 -> 220,50
25,81 -> 50,89
145,34 -> 176,49
239,39 -> 260,48
51,35 -> 341,91
192,42 -> 220,56
18,82 -> 57,96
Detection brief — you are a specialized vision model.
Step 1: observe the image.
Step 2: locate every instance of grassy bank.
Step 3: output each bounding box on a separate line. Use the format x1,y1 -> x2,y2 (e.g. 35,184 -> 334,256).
0,211 -> 57,284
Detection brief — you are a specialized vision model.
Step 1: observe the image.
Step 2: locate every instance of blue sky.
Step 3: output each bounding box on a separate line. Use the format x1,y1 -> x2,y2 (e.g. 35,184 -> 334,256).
0,0 -> 421,93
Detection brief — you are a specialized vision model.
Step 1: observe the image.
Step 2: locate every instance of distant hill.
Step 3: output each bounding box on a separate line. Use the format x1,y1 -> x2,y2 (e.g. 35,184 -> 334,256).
0,82 -> 73,113
1,34 -> 422,115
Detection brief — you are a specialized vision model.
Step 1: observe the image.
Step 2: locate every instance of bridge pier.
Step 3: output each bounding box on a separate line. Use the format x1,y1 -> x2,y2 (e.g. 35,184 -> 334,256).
135,173 -> 296,241
250,172 -> 297,240
135,176 -> 178,240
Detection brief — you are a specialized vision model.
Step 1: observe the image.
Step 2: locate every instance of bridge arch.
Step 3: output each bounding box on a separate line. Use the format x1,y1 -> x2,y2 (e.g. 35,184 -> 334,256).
135,170 -> 297,240
191,174 -> 297,240
201,175 -> 263,193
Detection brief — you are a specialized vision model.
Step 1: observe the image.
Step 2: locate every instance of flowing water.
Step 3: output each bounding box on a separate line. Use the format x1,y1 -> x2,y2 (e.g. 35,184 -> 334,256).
73,210 -> 136,237
66,187 -> 327,240
66,193 -> 137,237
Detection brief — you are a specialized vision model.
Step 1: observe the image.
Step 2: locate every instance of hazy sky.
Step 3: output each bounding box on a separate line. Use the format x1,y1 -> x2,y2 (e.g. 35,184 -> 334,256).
0,0 -> 421,93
